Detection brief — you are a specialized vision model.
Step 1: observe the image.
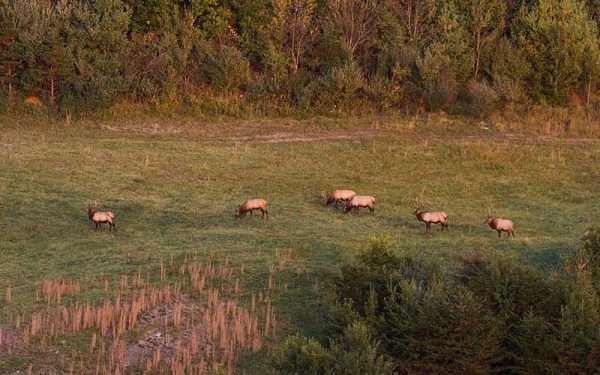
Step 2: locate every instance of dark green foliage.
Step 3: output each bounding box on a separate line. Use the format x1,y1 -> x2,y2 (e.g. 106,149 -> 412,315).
319,236 -> 600,373
1,0 -> 600,112
274,322 -> 394,375
457,255 -> 563,321
275,334 -> 335,375
62,0 -> 131,108
300,62 -> 365,110
203,45 -> 250,91
515,0 -> 600,104
582,227 -> 600,269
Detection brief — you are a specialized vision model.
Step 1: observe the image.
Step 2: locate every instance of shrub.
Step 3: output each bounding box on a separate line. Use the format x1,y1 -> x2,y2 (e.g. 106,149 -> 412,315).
300,62 -> 365,110
328,322 -> 394,375
363,75 -> 403,110
203,46 -> 250,92
493,77 -> 524,103
275,334 -> 334,375
465,80 -> 499,118
457,257 -> 563,321
245,73 -> 285,102
379,285 -> 501,374
415,46 -> 458,111
582,227 -> 600,268
274,322 -> 393,375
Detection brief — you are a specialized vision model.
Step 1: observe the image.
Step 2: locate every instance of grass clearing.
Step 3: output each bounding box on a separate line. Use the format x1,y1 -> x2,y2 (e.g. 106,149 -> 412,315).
0,113 -> 599,372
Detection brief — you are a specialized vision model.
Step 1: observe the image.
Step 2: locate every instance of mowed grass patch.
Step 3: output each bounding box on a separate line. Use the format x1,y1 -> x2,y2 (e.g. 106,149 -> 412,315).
0,120 -> 599,371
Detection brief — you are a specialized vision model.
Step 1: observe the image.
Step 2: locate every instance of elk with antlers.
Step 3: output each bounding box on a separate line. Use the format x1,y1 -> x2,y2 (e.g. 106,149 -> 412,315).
485,207 -> 514,238
413,207 -> 448,231
85,201 -> 116,231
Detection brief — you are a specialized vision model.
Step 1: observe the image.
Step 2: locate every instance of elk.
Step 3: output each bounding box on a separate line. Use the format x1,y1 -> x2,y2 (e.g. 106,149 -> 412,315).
85,201 -> 116,231
24,96 -> 44,107
413,207 -> 448,231
235,198 -> 269,220
323,189 -> 356,207
485,208 -> 514,238
342,195 -> 375,214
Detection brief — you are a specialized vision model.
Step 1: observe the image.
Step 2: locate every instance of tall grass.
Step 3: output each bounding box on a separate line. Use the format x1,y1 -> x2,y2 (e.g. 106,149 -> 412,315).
0,254 -> 280,374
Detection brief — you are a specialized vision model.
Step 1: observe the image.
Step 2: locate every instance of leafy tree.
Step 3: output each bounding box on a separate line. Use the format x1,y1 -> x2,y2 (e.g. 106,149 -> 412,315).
275,0 -> 318,75
516,0 -> 600,103
178,0 -> 231,38
124,0 -> 177,33
386,0 -> 437,48
0,0 -> 20,100
325,0 -> 380,62
457,0 -> 506,78
61,0 -> 131,108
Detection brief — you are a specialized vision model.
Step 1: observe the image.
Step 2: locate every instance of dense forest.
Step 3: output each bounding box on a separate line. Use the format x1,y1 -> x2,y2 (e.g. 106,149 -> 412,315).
1,0 -> 600,115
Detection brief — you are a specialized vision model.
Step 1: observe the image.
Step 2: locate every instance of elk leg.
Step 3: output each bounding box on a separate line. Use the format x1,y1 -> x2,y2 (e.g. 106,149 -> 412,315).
265,210 -> 269,220
426,223 -> 430,231
112,222 -> 116,232
260,208 -> 265,219
511,230 -> 515,237
369,207 -> 374,214
497,230 -> 501,237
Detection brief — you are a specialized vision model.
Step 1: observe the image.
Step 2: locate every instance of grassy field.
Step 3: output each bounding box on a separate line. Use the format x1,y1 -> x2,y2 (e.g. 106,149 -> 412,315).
0,112 -> 599,373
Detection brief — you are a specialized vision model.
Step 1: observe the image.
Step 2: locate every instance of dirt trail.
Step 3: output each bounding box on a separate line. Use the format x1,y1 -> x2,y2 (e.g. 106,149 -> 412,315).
91,121 -> 600,145
225,131 -> 377,143
223,130 -> 599,146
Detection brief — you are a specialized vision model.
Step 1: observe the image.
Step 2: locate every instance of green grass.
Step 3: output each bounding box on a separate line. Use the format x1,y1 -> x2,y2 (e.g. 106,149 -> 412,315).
0,113 -> 599,372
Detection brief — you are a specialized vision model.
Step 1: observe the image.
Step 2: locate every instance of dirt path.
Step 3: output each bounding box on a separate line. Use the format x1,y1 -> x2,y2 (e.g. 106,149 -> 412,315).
224,131 -> 378,143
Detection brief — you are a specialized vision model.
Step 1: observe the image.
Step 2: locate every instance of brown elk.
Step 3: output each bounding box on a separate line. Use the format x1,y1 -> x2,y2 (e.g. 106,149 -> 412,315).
485,208 -> 514,238
342,195 -> 375,214
24,96 -> 44,107
235,199 -> 269,220
323,189 -> 356,207
413,207 -> 448,231
85,201 -> 116,231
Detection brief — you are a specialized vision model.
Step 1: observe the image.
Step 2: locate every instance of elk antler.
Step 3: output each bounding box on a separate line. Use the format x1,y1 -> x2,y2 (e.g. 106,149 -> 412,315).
85,200 -> 102,210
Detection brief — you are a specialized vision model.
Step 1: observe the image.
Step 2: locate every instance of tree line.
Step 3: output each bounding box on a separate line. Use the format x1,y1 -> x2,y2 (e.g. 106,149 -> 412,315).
1,0 -> 600,115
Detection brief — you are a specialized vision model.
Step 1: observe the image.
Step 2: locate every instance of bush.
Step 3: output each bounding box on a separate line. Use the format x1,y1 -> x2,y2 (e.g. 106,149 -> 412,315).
493,77 -> 524,103
274,322 -> 393,375
275,334 -> 334,375
582,227 -> 600,268
245,73 -> 285,102
203,46 -> 250,92
300,62 -> 365,110
363,75 -> 403,110
415,46 -> 458,111
457,257 -> 562,321
465,80 -> 499,119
